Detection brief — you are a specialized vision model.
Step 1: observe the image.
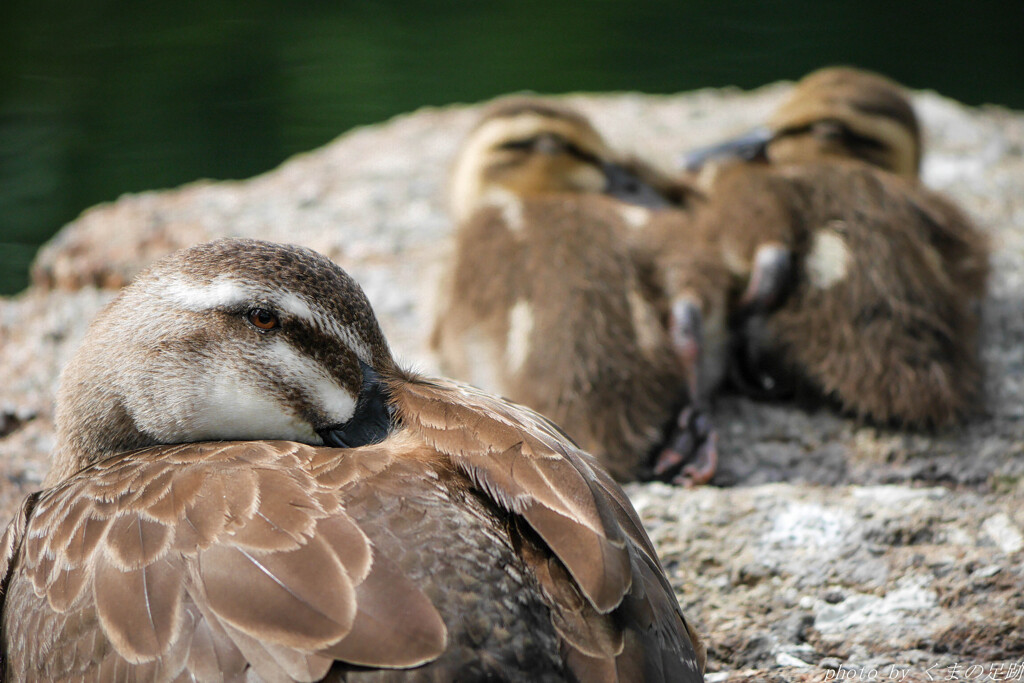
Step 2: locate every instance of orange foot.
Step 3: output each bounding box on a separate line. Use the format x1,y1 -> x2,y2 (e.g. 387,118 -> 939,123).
651,407 -> 718,487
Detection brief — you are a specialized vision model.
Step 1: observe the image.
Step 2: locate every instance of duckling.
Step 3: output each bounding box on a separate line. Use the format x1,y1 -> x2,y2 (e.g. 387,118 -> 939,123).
771,67 -> 988,298
433,97 -> 716,484
651,67 -> 988,428
682,66 -> 988,297
0,239 -> 705,681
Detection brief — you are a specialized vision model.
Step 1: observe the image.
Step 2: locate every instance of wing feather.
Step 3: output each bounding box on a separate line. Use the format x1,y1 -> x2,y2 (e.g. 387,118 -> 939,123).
105,513 -> 174,569
197,537 -> 356,649
319,551 -> 449,668
390,371 -> 705,680
1,441 -> 446,679
391,373 -> 634,611
93,555 -> 185,662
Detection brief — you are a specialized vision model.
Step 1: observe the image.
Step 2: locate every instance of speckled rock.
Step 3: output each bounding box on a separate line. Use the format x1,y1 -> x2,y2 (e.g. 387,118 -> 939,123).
2,82 -> 1023,680
628,482 -> 1024,677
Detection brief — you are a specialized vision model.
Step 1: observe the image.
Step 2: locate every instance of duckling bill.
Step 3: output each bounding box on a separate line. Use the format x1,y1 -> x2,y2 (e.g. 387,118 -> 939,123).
0,239 -> 704,681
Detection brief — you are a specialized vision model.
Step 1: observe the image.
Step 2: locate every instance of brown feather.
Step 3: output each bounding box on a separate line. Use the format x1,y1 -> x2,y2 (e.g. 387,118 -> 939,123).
525,547 -> 623,660
197,535 -> 357,649
390,373 -> 636,612
2,442 -> 449,680
182,604 -> 251,682
104,513 -> 174,569
42,494 -> 108,555
320,552 -> 449,668
213,616 -> 333,683
520,502 -> 631,614
387,370 -> 704,680
564,648 -> 620,683
312,514 -> 373,586
0,493 -> 36,590
43,563 -> 90,612
93,556 -> 185,662
140,467 -> 212,524
227,468 -> 327,552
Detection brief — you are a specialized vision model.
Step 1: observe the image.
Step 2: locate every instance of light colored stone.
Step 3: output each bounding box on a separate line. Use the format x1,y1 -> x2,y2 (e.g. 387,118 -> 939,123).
982,513 -> 1024,554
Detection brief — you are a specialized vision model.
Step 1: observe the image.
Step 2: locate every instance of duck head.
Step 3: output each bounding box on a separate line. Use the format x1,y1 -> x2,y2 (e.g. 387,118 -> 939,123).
449,96 -> 671,222
683,67 -> 921,178
49,239 -> 395,485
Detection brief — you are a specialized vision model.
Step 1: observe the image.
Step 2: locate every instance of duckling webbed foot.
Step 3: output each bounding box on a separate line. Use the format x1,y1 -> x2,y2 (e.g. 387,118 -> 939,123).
651,407 -> 719,486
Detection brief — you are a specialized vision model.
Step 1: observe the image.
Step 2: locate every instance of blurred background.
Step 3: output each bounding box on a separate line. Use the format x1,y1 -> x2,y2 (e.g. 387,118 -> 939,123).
1,0 -> 1021,294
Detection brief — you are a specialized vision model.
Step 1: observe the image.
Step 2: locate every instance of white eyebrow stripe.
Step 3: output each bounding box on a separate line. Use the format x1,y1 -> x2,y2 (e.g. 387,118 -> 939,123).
276,291 -> 316,321
161,276 -> 251,311
160,275 -> 373,363
162,277 -> 317,319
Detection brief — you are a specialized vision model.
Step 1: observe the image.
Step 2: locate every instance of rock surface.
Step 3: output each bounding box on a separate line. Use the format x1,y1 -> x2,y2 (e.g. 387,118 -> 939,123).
2,82 -> 1023,680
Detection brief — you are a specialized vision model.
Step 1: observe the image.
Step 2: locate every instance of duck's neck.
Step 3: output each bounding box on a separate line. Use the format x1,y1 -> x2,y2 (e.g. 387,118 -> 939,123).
46,380 -> 155,488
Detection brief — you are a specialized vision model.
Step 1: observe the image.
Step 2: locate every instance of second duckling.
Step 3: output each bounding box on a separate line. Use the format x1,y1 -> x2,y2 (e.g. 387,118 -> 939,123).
652,67 -> 989,428
433,97 -> 715,483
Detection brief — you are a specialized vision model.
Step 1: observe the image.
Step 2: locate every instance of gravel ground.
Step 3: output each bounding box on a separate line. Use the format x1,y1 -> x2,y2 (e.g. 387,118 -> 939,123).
3,81 -> 1023,680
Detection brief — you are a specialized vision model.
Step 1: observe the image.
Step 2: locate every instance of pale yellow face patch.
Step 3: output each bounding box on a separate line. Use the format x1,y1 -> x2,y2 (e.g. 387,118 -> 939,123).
769,96 -> 919,177
449,110 -> 610,222
806,224 -> 851,289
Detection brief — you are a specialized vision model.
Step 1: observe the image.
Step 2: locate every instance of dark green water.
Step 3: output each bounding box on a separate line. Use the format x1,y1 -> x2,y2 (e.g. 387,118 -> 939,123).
2,0 -> 1021,294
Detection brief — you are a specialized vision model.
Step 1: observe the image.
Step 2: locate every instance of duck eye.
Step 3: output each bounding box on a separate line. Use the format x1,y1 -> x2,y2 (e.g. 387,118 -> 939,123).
499,137 -> 539,152
247,308 -> 279,331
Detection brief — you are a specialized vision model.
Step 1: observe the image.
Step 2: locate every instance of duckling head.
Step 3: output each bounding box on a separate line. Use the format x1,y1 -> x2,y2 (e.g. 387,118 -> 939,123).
767,66 -> 921,177
682,67 -> 920,178
49,238 -> 394,485
449,97 -> 669,222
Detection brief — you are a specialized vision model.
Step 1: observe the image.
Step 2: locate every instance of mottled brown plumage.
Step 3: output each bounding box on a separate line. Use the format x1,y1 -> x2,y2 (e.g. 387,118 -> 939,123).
0,239 -> 704,681
433,97 -> 715,483
653,67 -> 989,427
